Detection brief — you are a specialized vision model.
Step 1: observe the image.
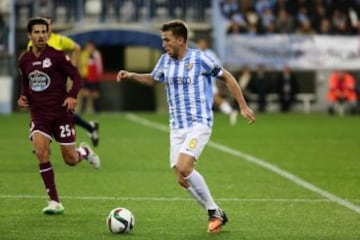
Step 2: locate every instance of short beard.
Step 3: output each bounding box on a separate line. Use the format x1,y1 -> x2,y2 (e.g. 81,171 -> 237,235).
170,49 -> 179,59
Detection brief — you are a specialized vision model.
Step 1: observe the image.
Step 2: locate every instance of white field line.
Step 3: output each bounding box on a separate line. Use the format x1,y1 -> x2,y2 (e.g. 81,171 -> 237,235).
1,194 -> 359,203
125,113 -> 360,214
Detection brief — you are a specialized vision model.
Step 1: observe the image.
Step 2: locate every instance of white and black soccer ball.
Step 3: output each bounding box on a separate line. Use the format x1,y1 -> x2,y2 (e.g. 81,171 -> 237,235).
106,207 -> 135,234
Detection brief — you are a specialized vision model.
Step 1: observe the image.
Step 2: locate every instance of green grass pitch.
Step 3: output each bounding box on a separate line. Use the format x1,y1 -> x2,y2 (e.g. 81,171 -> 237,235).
0,112 -> 359,239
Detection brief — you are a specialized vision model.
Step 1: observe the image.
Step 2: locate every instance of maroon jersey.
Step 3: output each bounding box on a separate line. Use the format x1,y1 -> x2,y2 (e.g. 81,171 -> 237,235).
18,45 -> 81,121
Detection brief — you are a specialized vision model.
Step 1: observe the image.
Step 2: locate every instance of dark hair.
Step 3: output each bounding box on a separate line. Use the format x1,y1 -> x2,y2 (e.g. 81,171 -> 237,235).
161,20 -> 188,42
27,18 -> 49,33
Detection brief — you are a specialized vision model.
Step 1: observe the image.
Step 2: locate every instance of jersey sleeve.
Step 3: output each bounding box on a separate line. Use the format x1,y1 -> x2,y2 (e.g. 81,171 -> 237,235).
26,40 -> 32,50
18,55 -> 29,97
151,54 -> 166,82
200,51 -> 223,78
57,52 -> 82,98
59,35 -> 77,52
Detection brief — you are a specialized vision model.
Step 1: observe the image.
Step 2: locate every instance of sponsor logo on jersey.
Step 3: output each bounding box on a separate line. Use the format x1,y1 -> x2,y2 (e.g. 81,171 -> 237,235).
29,70 -> 51,92
42,58 -> 52,68
169,76 -> 192,85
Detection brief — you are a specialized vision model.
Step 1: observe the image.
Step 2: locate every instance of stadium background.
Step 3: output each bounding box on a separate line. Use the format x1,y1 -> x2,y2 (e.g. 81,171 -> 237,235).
0,2 -> 360,239
0,0 -> 359,114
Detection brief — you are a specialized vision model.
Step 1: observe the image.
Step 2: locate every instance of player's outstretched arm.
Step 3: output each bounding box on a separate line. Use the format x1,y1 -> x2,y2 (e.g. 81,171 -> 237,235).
117,70 -> 156,86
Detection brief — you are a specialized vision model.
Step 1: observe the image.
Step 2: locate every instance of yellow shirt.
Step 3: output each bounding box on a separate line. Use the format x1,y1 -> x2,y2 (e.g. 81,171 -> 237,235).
79,49 -> 90,78
27,32 -> 77,51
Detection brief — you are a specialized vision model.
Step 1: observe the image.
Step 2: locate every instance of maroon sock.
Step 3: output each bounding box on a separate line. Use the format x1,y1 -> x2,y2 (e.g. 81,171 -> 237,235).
39,162 -> 59,202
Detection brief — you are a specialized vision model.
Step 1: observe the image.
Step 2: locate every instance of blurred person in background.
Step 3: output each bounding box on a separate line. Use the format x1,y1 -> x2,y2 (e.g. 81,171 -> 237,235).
275,8 -> 295,33
236,65 -> 252,101
318,18 -> 334,35
27,16 -> 100,147
220,0 -> 239,19
196,37 -> 238,125
276,65 -> 299,112
100,0 -> 122,22
327,70 -> 357,116
79,41 -> 103,114
250,64 -> 269,112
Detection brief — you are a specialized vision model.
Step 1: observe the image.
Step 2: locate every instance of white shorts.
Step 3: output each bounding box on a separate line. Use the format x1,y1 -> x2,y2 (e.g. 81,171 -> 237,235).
169,123 -> 212,168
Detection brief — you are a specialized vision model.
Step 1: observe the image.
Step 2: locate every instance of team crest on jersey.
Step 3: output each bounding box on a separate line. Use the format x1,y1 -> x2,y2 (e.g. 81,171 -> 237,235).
42,58 -> 52,68
29,70 -> 51,92
185,63 -> 193,70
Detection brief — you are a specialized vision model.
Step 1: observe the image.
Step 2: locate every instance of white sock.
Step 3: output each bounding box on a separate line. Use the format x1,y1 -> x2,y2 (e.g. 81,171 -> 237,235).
185,170 -> 218,210
219,101 -> 232,115
76,147 -> 87,159
186,186 -> 206,209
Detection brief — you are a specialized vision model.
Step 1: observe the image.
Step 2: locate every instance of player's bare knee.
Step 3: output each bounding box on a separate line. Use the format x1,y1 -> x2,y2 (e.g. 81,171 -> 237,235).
62,154 -> 78,166
34,148 -> 50,162
174,169 -> 188,188
177,175 -> 188,188
65,161 -> 77,167
177,166 -> 192,178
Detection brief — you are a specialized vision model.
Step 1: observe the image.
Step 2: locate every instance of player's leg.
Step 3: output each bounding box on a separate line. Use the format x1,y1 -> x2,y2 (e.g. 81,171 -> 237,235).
73,113 -> 100,147
91,86 -> 101,113
170,129 -> 206,208
176,153 -> 218,208
32,131 -> 64,215
214,94 -> 238,125
334,100 -> 345,116
59,143 -> 100,169
173,125 -> 228,232
328,100 -> 336,115
177,155 -> 227,233
346,97 -> 357,115
55,114 -> 100,169
173,163 -> 206,208
172,126 -> 218,211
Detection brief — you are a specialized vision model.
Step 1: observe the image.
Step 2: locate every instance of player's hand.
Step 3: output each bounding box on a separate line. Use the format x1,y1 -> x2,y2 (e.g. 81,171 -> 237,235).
62,97 -> 77,112
17,96 -> 29,108
116,70 -> 131,82
240,106 -> 256,125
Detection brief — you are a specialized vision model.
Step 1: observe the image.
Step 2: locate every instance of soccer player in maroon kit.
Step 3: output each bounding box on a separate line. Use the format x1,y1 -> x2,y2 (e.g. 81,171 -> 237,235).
17,18 -> 101,214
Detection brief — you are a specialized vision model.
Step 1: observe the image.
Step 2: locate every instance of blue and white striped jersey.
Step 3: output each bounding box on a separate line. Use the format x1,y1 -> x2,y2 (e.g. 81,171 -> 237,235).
151,48 -> 223,129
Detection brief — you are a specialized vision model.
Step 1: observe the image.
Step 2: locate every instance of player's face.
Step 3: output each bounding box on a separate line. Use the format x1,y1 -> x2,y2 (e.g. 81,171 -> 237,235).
28,24 -> 48,49
161,31 -> 180,59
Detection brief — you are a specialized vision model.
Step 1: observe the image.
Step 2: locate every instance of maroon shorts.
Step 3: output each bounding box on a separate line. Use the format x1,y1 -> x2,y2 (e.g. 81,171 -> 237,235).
29,111 -> 76,145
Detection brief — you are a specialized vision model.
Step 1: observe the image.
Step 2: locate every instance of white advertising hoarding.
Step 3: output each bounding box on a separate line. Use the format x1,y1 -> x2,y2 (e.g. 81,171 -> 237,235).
224,35 -> 360,70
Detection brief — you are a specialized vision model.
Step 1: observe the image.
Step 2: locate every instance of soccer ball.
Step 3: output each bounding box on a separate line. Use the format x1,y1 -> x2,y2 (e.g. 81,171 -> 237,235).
106,207 -> 135,234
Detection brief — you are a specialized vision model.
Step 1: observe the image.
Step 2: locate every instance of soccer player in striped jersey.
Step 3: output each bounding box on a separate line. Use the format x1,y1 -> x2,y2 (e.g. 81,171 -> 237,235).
117,20 -> 255,233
